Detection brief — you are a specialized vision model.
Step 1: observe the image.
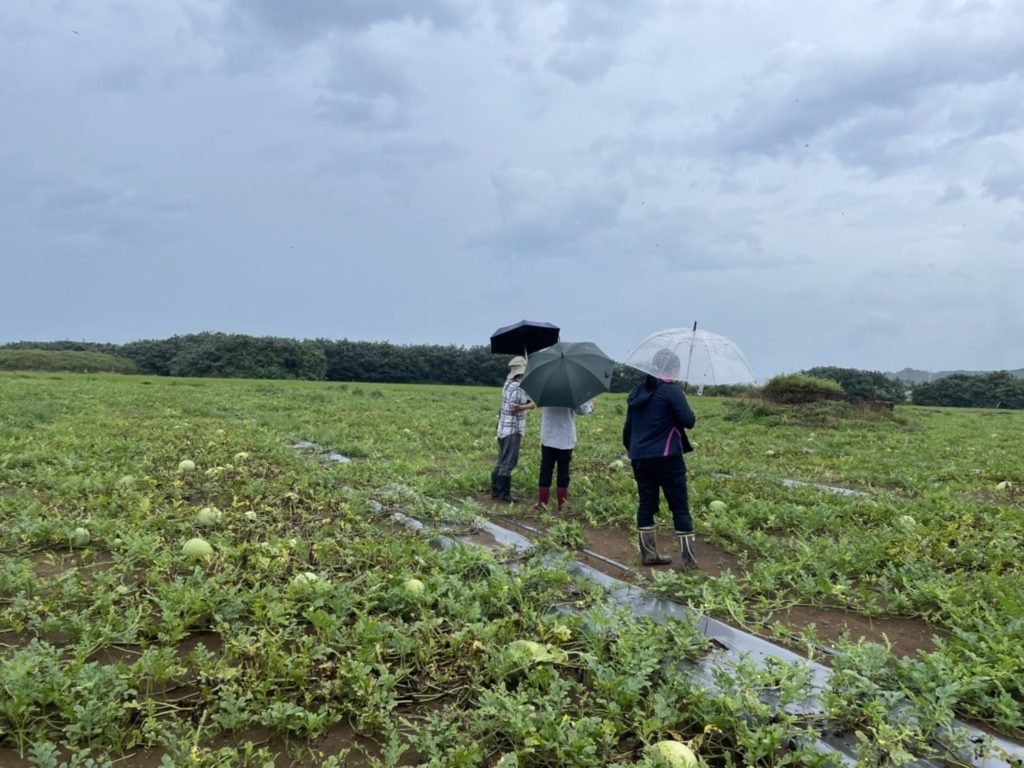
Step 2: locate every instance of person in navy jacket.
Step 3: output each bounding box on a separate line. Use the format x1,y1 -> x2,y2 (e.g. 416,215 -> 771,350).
622,348 -> 698,567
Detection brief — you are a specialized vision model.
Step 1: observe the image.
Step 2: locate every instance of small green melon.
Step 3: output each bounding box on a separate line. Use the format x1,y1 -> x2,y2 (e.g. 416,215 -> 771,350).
70,527 -> 91,547
195,507 -> 222,527
649,740 -> 698,768
291,571 -> 320,587
403,577 -> 426,597
182,538 -> 213,558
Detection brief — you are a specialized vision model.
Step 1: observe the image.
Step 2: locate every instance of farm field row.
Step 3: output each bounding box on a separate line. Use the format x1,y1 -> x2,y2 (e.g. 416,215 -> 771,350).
1,372 -> 1022,766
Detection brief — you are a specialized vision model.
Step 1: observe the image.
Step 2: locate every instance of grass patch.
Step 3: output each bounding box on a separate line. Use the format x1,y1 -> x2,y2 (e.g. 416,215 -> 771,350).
0,349 -> 140,375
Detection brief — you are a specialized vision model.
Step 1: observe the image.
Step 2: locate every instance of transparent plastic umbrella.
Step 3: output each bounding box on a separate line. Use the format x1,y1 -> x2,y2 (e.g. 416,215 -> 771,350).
623,325 -> 756,385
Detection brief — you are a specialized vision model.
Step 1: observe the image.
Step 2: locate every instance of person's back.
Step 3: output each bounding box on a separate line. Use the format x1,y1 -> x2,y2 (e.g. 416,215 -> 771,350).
536,400 -> 593,510
623,377 -> 695,460
621,349 -> 699,568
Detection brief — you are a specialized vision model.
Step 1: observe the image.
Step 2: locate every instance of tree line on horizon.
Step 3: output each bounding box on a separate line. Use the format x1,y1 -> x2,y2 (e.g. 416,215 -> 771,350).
3,332 -> 1024,408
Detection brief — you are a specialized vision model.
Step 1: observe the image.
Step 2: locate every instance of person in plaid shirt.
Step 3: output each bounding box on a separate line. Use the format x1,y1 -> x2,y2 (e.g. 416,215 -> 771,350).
491,356 -> 536,502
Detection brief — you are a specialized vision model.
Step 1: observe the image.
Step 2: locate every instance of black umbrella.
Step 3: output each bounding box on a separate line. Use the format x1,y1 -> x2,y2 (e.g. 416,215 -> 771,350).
489,320 -> 560,356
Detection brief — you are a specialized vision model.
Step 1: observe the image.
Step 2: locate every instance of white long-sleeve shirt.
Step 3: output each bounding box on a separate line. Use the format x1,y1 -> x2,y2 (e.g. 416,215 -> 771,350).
539,401 -> 594,450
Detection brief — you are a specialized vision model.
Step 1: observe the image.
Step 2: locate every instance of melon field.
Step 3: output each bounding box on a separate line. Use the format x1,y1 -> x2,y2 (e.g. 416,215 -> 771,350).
1,372 -> 1022,767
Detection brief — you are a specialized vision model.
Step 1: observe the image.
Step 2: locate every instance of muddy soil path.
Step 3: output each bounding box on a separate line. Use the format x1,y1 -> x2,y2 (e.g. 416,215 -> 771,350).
474,495 -> 943,661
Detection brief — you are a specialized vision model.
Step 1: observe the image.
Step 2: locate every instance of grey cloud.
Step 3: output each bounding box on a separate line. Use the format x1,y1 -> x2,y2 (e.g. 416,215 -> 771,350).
557,0 -> 640,41
948,79 -> 1024,143
623,207 -> 804,272
316,139 -> 462,180
478,167 -> 798,271
998,211 -> 1024,242
475,168 -> 626,256
919,0 -> 1000,21
316,44 -> 416,130
588,134 -> 691,183
94,63 -> 146,92
850,309 -> 904,337
624,98 -> 684,123
852,264 -> 985,315
547,41 -> 617,84
710,22 -> 1024,164
827,264 -> 989,365
937,182 -> 967,204
317,91 -> 410,129
226,0 -> 474,44
982,162 -> 1024,200
37,178 -> 191,245
0,154 -> 45,208
538,0 -> 661,82
826,107 -> 936,175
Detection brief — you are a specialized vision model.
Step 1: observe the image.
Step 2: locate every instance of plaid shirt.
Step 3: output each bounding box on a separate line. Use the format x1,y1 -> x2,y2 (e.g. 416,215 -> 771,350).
496,378 -> 529,438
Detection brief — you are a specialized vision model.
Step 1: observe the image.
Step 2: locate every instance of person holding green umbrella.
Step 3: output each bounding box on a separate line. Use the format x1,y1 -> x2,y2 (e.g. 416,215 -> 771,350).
535,399 -> 594,511
519,341 -> 613,511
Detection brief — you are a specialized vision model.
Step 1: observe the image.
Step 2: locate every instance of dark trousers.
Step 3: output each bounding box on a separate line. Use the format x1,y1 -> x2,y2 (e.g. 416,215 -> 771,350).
539,445 -> 572,488
494,433 -> 523,476
631,456 -> 692,533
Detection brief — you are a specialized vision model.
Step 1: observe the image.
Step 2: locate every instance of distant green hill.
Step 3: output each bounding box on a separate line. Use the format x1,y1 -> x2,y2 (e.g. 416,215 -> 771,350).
887,367 -> 1024,384
0,349 -> 141,374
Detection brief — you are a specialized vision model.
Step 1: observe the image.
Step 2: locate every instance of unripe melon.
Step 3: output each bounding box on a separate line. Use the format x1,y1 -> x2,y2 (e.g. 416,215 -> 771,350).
234,452 -> 250,462
996,480 -> 1013,491
195,507 -> 222,527
897,514 -> 916,529
178,460 -> 196,472
708,499 -> 727,513
182,538 -> 213,558
403,578 -> 426,597
505,639 -> 565,666
507,639 -> 548,663
71,527 -> 91,547
291,571 -> 320,586
649,740 -> 698,768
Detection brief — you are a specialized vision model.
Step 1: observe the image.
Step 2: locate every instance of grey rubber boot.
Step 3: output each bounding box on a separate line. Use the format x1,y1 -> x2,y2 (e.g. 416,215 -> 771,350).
638,527 -> 672,566
676,532 -> 698,568
490,469 -> 500,499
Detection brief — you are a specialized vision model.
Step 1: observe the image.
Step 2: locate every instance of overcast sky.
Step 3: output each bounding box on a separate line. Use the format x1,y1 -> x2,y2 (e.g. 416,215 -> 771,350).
2,0 -> 1023,379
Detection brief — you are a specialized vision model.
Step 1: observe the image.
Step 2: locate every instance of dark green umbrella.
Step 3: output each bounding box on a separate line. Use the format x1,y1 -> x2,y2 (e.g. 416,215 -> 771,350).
521,341 -> 614,408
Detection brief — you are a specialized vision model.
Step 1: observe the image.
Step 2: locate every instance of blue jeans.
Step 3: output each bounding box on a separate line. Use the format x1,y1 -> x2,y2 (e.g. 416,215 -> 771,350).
631,456 -> 692,533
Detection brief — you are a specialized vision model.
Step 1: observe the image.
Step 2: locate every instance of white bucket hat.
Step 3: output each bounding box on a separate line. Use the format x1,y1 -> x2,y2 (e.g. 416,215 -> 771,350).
506,355 -> 527,379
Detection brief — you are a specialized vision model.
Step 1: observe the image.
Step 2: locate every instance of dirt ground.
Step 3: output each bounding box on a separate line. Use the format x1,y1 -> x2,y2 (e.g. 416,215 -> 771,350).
474,494 -> 943,661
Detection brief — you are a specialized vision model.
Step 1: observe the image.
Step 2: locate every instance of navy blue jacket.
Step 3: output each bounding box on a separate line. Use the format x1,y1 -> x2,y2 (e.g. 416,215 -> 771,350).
622,378 -> 696,460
